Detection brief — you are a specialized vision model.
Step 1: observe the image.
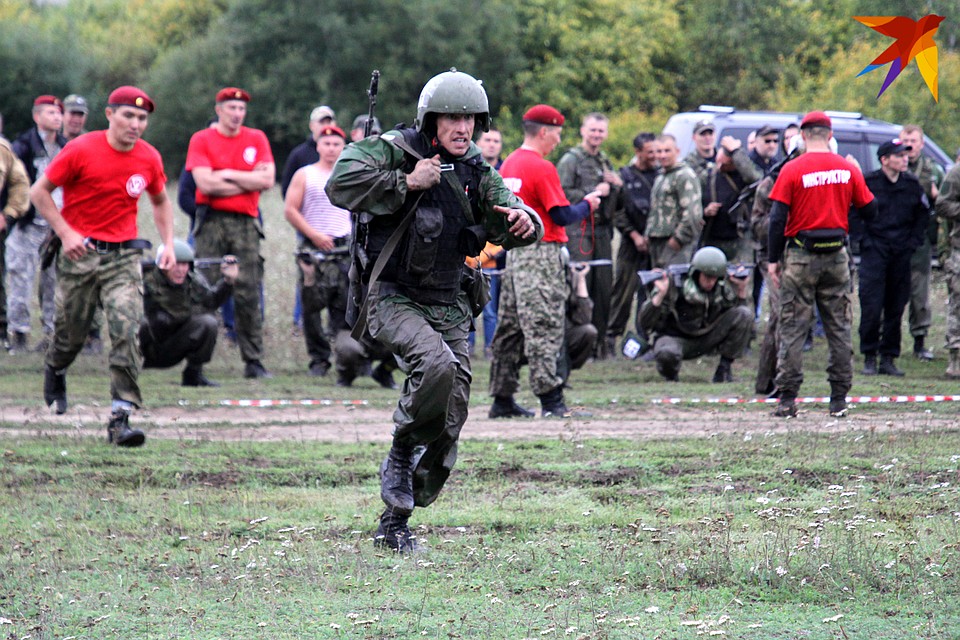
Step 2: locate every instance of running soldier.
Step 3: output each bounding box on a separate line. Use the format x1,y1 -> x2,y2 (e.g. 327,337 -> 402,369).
326,70 -> 542,552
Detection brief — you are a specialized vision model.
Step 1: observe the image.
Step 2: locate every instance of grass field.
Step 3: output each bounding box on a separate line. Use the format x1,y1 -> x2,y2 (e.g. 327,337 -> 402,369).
1,187 -> 958,639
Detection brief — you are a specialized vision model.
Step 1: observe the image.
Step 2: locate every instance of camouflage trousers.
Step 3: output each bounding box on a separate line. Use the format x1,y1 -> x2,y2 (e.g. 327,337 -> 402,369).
300,254 -> 348,369
194,211 -> 264,363
755,259 -> 780,394
652,306 -> 753,378
775,247 -> 854,400
567,223 -> 613,354
648,236 -> 695,269
945,248 -> 960,350
46,248 -> 144,407
908,238 -> 932,338
5,221 -> 56,335
140,313 -> 219,369
489,242 -> 566,397
367,285 -> 472,509
608,233 -> 649,338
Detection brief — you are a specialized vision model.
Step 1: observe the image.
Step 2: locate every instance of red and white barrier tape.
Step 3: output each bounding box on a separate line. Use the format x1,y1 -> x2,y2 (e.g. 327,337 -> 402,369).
177,399 -> 368,407
649,394 -> 960,406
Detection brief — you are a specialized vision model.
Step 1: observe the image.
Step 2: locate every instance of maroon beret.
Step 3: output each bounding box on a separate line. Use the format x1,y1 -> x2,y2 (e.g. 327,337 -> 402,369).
523,104 -> 565,126
800,110 -> 832,129
34,95 -> 63,113
317,125 -> 346,140
216,87 -> 251,103
107,86 -> 155,113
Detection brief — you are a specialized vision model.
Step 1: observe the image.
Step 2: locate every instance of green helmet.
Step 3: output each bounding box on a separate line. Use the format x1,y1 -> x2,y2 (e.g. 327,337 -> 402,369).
691,246 -> 727,278
414,68 -> 490,134
163,239 -> 194,263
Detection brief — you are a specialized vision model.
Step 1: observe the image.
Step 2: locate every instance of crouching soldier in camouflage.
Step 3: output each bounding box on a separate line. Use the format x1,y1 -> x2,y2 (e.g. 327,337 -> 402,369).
326,69 -> 542,552
639,246 -> 752,382
141,240 -> 236,387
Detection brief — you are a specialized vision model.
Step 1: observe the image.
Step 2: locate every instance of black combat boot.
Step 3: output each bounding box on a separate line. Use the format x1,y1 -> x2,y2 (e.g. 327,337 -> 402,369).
374,508 -> 419,553
9,331 -> 28,354
711,356 -> 734,383
862,353 -> 878,376
379,442 -> 416,515
913,336 -> 933,361
371,363 -> 398,390
537,386 -> 592,418
182,365 -> 219,387
773,396 -> 797,418
43,365 -> 67,415
107,410 -> 145,447
878,355 -> 904,377
488,395 -> 534,419
243,360 -> 274,379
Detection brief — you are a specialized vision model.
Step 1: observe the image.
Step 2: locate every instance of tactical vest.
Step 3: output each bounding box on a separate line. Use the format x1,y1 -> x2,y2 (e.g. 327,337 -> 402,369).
363,128 -> 486,305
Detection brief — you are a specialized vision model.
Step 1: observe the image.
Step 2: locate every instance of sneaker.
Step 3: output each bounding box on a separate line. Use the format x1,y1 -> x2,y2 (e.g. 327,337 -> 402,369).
371,364 -> 398,390
828,396 -> 848,417
244,361 -> 274,379
773,398 -> 797,418
107,410 -> 145,447
308,361 -> 330,377
43,365 -> 67,415
488,396 -> 534,419
373,509 -> 419,553
913,348 -> 934,361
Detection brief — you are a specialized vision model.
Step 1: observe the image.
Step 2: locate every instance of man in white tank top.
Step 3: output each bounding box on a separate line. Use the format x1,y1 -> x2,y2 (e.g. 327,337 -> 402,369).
284,125 -> 397,387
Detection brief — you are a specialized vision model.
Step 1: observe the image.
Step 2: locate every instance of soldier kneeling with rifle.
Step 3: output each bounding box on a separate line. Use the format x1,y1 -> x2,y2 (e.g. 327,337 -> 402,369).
141,240 -> 238,387
638,246 -> 753,382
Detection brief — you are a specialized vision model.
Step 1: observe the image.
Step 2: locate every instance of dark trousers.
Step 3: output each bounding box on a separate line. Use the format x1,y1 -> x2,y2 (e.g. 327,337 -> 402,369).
140,314 -> 219,369
567,223 -> 613,353
608,234 -> 649,338
858,243 -> 912,357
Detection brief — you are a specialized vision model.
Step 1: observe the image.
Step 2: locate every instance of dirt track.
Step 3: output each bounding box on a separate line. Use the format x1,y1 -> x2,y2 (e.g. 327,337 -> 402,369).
1,401 -> 956,442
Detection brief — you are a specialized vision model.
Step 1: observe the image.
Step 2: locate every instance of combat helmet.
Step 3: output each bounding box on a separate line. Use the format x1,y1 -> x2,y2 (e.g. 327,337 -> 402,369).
156,239 -> 195,265
690,246 -> 727,278
414,68 -> 490,135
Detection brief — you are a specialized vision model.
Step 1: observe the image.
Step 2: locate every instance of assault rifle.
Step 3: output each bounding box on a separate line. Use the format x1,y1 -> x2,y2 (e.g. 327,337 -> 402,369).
638,262 -> 755,287
194,256 -> 239,268
364,70 -> 380,138
296,246 -> 351,265
569,259 -> 613,270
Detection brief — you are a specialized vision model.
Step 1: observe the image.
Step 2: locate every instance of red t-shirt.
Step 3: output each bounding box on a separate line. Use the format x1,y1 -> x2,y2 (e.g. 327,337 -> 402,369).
185,126 -> 274,216
44,131 -> 166,242
769,151 -> 874,237
499,147 -> 570,243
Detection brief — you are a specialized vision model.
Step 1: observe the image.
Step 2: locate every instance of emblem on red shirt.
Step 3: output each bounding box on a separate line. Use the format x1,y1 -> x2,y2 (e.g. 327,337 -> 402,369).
126,174 -> 147,197
243,146 -> 258,165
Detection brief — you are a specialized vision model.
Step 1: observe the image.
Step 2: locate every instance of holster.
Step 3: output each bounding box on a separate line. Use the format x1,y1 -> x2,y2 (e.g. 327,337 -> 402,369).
39,229 -> 61,270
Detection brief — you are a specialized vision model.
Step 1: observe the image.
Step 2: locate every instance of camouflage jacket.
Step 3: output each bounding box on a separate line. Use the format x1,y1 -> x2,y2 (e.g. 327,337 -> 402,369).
685,149 -> 716,186
557,146 -> 620,227
639,273 -> 745,338
750,174 -> 776,261
647,161 -> 703,244
0,137 -> 30,222
909,154 -> 946,204
935,163 -> 960,250
142,266 -> 232,336
325,130 -> 543,251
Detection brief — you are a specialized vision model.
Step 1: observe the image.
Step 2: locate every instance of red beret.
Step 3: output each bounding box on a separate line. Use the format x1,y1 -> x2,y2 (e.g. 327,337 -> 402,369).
317,125 -> 346,140
107,86 -> 155,113
800,110 -> 831,129
216,87 -> 251,103
33,95 -> 63,113
523,104 -> 565,126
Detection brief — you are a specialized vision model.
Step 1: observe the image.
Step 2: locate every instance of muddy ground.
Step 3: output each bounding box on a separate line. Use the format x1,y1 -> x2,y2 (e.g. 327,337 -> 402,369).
1,400 -> 955,442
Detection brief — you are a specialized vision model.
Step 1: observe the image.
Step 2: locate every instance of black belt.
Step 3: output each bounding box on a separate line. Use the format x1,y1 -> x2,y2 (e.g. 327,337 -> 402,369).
84,238 -> 153,254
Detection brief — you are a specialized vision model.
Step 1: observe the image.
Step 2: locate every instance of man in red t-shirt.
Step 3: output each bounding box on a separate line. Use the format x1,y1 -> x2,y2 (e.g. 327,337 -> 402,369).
488,104 -> 601,419
186,87 -> 275,379
766,110 -> 876,418
30,86 -> 175,447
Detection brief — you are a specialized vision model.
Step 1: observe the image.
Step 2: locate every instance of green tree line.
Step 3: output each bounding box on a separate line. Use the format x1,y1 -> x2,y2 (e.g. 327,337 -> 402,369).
0,0 -> 956,170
